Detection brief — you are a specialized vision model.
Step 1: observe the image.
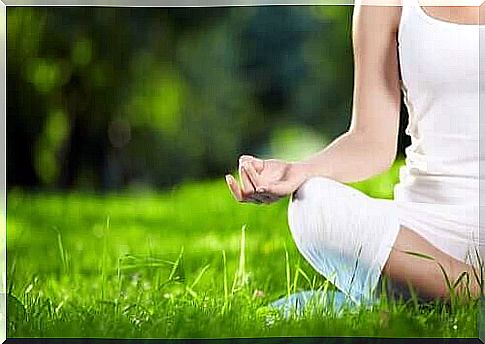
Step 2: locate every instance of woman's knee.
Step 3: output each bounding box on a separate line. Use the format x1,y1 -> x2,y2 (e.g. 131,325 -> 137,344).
289,175 -> 345,211
287,175 -> 376,251
291,176 -> 343,208
287,176 -> 343,241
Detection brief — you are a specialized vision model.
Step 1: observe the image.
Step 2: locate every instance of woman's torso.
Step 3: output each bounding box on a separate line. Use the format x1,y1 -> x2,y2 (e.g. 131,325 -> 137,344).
395,0 -> 482,206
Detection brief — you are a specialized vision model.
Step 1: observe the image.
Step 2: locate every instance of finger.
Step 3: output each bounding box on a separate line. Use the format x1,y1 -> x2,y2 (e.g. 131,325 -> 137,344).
239,155 -> 264,173
238,191 -> 262,204
243,161 -> 262,188
225,174 -> 244,202
227,172 -> 259,203
239,164 -> 255,196
251,158 -> 264,173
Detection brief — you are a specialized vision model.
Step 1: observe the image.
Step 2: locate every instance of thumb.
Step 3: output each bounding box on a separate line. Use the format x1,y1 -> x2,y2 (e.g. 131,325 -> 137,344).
249,158 -> 264,173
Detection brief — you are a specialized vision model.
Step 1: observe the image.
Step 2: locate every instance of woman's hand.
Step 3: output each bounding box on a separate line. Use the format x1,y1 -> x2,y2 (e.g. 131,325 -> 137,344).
225,155 -> 311,204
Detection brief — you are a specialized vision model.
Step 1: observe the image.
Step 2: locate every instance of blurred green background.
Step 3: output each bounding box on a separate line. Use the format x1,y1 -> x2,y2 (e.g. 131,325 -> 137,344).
7,6 -> 409,192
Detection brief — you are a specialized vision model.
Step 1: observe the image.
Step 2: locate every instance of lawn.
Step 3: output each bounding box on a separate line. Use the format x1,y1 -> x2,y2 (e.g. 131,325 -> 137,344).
6,161 -> 480,338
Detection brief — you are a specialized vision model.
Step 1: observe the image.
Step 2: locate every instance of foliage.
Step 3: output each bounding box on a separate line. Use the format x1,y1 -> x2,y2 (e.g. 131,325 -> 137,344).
7,6 -> 358,191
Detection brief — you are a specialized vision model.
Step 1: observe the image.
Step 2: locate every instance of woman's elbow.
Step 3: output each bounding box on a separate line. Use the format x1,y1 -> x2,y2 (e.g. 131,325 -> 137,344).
349,129 -> 398,174
375,148 -> 397,174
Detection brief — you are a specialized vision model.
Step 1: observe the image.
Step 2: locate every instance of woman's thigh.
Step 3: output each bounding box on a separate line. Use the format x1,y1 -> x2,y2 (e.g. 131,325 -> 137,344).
288,176 -> 402,304
382,226 -> 481,299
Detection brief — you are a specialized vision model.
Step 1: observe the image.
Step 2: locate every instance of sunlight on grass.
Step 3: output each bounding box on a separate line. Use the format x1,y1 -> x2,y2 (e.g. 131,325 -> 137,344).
6,161 -> 480,338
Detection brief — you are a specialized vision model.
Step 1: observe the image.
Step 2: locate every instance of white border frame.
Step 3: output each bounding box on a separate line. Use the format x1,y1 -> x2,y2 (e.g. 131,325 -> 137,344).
1,1 -> 5,343
0,1 -> 483,343
2,0 -> 484,6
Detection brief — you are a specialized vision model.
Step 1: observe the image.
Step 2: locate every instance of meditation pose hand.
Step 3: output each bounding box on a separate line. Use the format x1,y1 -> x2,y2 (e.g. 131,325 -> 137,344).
225,155 -> 311,204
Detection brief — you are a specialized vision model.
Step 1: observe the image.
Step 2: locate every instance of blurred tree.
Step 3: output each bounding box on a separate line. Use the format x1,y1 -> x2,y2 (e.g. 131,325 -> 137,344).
7,8 -> 47,187
7,6 -> 408,191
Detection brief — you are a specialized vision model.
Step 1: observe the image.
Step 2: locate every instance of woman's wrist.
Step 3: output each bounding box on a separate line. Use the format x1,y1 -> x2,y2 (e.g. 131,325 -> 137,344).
289,161 -> 319,183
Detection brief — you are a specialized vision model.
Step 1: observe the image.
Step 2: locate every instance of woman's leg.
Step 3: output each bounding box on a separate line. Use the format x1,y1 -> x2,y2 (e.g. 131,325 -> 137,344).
382,227 -> 481,299
287,176 -> 481,304
288,176 -> 401,305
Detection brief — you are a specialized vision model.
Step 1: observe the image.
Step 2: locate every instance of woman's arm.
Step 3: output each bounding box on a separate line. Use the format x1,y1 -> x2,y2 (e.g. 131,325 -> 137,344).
226,5 -> 403,202
299,5 -> 402,183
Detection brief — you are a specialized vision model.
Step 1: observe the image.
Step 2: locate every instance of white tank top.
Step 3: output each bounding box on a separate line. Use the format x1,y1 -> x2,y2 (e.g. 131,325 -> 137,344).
394,0 -> 482,206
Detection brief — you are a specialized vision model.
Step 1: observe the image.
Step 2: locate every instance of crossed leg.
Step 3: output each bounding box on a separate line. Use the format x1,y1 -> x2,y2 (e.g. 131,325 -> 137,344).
287,176 -> 482,303
382,226 -> 481,300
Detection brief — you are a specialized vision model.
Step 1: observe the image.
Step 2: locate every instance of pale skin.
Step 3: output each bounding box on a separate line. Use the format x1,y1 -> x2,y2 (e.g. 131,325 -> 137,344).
225,3 -> 484,300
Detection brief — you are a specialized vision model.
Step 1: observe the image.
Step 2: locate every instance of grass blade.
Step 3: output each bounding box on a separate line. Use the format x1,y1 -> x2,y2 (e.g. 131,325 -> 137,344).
168,247 -> 185,283
402,250 -> 435,261
222,250 -> 228,313
296,267 -> 312,290
285,244 -> 291,299
190,264 -> 211,290
53,227 -> 68,274
453,271 -> 469,289
231,224 -> 247,293
292,261 -> 300,293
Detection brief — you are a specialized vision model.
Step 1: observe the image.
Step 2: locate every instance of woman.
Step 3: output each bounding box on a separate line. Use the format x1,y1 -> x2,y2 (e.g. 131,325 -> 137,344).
225,0 -> 484,310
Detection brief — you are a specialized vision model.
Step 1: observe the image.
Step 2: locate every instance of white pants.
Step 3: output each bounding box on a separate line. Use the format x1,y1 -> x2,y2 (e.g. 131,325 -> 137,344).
287,176 -> 402,305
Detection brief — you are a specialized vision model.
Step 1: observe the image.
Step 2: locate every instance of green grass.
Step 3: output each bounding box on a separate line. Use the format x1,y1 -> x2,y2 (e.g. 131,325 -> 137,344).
7,161 -> 480,338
